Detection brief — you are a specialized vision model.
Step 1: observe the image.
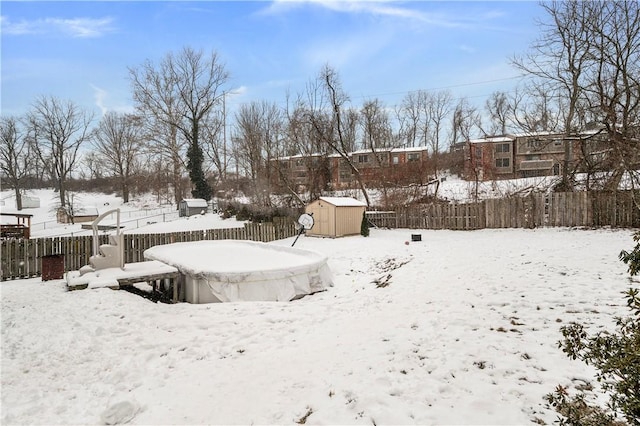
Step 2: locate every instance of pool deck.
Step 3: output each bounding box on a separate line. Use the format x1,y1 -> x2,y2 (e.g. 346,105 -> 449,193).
66,261 -> 183,302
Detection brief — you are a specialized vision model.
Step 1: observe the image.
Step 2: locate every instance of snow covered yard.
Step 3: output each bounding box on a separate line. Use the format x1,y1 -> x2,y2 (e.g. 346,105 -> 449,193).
1,227 -> 636,425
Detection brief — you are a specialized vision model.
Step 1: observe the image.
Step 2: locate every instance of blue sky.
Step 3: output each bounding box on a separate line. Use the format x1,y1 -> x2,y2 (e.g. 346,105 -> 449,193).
1,1 -> 543,118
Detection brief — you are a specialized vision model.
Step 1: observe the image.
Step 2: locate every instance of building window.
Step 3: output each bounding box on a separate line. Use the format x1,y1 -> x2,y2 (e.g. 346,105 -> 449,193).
295,159 -> 304,167
525,154 -> 540,161
553,139 -> 563,147
495,158 -> 510,168
392,154 -> 399,165
495,143 -> 511,153
408,153 -> 420,162
474,147 -> 482,160
358,154 -> 369,163
527,140 -> 543,150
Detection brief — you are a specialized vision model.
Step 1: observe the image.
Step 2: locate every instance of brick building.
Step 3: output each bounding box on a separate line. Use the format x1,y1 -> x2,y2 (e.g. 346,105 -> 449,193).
271,146 -> 432,192
464,130 -> 608,181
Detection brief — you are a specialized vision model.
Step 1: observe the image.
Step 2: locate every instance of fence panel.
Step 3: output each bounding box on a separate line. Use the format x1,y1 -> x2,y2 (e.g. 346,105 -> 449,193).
2,218 -> 298,281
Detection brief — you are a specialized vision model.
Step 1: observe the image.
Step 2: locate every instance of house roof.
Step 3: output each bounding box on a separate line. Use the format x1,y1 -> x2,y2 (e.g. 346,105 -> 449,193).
468,136 -> 515,144
318,196 -> 367,207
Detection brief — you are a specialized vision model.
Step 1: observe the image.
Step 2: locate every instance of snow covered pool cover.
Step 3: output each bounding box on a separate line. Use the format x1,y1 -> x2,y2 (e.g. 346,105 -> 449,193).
143,240 -> 333,302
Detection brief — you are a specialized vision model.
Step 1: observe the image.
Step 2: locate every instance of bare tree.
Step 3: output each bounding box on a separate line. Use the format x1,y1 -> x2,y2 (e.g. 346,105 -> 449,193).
484,91 -> 512,135
0,116 -> 31,210
145,118 -> 188,206
510,83 -> 561,133
130,46 -> 229,200
25,96 -> 93,207
90,112 -> 145,202
512,0 -> 592,189
586,1 -> 640,191
232,101 -> 281,205
360,98 -> 394,206
279,93 -> 331,202
81,151 -> 106,181
426,90 -> 453,182
397,92 -> 422,147
200,108 -> 226,186
451,97 -> 482,144
307,65 -> 371,205
512,1 -> 640,191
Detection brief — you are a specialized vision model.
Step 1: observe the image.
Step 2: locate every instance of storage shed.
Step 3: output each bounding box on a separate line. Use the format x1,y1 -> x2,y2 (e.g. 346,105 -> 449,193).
57,207 -> 99,224
305,196 -> 367,238
179,198 -> 208,217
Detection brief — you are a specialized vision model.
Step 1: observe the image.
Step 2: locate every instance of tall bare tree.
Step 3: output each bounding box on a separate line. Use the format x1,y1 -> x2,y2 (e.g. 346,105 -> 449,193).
279,93 -> 330,202
307,65 -> 371,205
145,118 -> 188,206
90,112 -> 144,202
130,46 -> 229,200
25,96 -> 93,207
425,90 -> 453,183
484,91 -> 512,135
0,116 -> 31,210
513,1 -> 640,191
200,107 -> 226,185
360,98 -> 394,206
510,83 -> 561,133
586,1 -> 640,191
397,92 -> 422,147
512,0 -> 592,189
233,101 -> 283,206
451,97 -> 482,144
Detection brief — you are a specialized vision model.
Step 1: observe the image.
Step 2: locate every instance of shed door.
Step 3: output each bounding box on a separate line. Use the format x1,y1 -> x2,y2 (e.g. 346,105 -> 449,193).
318,205 -> 331,236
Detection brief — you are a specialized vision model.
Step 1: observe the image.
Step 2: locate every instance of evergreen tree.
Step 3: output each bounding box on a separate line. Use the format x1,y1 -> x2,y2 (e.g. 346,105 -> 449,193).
187,139 -> 212,200
360,211 -> 369,237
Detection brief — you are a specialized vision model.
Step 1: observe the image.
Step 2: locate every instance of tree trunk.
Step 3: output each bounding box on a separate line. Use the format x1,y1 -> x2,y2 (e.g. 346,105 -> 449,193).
14,187 -> 22,211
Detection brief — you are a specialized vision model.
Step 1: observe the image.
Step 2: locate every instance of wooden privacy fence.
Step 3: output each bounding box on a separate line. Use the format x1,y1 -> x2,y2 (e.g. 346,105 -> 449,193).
1,219 -> 297,281
367,191 -> 640,231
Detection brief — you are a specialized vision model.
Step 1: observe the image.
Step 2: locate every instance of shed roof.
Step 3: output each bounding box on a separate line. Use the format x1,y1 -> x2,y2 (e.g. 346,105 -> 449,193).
181,198 -> 208,208
74,207 -> 99,216
318,197 -> 367,207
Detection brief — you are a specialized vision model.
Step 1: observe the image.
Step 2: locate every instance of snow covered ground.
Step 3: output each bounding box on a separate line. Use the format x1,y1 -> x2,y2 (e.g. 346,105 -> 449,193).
2,226 -> 637,425
0,189 -> 245,238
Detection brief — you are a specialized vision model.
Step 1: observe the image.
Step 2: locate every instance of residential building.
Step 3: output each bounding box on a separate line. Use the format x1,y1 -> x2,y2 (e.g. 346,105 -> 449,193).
464,130 -> 609,181
271,146 -> 432,192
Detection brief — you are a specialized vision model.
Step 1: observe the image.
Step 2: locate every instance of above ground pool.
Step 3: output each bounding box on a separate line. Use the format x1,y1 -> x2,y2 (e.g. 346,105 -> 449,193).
143,240 -> 333,303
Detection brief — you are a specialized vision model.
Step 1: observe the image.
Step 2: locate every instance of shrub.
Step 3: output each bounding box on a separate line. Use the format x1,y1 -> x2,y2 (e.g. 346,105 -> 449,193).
360,211 -> 370,237
544,235 -> 640,425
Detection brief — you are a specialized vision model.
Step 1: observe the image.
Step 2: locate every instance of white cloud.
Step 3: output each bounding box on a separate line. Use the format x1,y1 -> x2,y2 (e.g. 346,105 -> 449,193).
91,84 -> 109,116
262,0 -> 464,27
1,16 -> 115,38
91,84 -> 135,116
